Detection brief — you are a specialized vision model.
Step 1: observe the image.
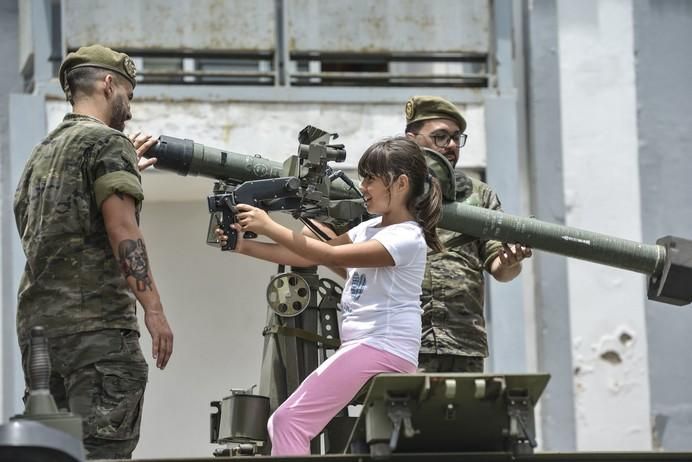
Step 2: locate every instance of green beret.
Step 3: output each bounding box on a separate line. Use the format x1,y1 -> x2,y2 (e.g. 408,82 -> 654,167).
59,44 -> 137,95
405,96 -> 467,133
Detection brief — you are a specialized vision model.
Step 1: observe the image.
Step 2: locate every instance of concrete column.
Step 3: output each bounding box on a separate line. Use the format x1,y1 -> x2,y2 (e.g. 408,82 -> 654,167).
557,0 -> 651,450
0,0 -> 22,421
485,0 -> 528,374
485,95 -> 527,373
523,0 -> 575,450
4,95 -> 47,421
633,0 -> 692,451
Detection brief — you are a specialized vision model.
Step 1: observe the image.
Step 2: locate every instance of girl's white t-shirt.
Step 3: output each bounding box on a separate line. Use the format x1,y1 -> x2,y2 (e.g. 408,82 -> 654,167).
340,216 -> 427,366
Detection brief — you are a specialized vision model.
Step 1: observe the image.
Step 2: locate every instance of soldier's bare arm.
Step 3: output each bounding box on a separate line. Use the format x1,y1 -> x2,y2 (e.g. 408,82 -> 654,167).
102,193 -> 174,369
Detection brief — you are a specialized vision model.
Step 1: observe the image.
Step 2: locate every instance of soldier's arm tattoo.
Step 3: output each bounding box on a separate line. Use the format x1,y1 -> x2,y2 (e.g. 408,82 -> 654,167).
118,238 -> 153,291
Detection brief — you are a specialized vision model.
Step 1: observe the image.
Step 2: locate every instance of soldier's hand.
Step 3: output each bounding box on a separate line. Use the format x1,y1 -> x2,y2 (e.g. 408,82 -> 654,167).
129,131 -> 158,171
498,242 -> 532,268
144,307 -> 174,369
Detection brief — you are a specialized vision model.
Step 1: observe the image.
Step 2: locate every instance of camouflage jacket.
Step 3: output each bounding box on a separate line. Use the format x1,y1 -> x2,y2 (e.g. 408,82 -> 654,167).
420,172 -> 503,358
14,113 -> 144,346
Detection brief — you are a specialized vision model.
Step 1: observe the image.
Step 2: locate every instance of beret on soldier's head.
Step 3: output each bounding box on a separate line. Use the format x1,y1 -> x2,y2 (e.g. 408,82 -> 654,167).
59,44 -> 137,95
405,95 -> 467,133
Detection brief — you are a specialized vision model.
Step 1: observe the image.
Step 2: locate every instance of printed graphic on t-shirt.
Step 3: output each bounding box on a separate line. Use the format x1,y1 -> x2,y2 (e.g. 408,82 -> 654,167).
350,271 -> 366,301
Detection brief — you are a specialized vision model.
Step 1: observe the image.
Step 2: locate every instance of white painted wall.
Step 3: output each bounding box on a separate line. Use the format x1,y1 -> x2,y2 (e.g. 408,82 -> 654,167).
47,99 -> 487,175
135,201 -> 270,457
557,0 -> 651,450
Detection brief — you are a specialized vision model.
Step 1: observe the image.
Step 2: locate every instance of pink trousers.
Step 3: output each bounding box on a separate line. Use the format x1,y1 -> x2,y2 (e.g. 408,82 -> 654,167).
267,342 -> 416,456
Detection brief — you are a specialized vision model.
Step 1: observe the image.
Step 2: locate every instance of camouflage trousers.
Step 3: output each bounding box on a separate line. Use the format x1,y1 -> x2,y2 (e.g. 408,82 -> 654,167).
21,328 -> 148,460
418,353 -> 484,373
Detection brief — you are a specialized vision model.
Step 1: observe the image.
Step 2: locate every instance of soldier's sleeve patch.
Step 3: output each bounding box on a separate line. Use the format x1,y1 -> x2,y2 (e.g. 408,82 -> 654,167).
89,134 -> 143,209
94,171 -> 144,210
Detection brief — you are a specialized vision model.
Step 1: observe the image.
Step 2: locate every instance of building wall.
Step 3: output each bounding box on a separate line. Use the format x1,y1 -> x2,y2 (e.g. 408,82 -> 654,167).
135,200 -> 277,457
523,0 -> 575,450
45,98 -> 487,195
633,0 -> 692,451
557,0 -> 651,450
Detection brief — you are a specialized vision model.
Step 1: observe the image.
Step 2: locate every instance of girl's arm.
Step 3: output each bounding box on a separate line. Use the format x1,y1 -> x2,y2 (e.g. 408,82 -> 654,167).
300,223 -> 347,279
236,234 -> 318,267
236,205 -> 395,268
217,223 -> 354,268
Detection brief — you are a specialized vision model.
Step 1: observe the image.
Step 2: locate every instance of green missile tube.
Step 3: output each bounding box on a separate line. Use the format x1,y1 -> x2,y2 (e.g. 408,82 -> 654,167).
440,202 -> 691,306
147,135 -> 359,199
441,202 -> 665,276
149,135 -> 284,182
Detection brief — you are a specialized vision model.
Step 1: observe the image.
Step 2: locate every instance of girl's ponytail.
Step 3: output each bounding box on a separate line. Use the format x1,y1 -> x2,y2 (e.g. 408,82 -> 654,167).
414,174 -> 444,253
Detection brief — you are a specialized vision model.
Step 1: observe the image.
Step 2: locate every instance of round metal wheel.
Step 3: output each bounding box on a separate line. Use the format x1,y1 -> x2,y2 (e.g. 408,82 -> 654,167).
266,272 -> 311,317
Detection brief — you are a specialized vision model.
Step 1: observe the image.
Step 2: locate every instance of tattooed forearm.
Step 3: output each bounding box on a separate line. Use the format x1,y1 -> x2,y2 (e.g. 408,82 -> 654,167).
118,238 -> 153,291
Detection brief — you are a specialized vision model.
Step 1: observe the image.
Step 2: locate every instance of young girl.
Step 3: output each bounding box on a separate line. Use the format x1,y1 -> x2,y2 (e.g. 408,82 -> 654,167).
218,137 -> 443,456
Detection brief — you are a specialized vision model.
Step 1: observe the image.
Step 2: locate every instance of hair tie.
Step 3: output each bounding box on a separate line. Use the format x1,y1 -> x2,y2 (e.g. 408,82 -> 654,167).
426,173 -> 433,183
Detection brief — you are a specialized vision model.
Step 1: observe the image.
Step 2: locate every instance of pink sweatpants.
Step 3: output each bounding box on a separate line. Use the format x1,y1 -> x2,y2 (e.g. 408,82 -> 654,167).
267,342 -> 416,456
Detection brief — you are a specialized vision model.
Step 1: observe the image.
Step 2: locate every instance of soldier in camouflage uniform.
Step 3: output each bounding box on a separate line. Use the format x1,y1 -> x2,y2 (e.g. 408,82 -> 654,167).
404,96 -> 532,373
13,44 -> 174,459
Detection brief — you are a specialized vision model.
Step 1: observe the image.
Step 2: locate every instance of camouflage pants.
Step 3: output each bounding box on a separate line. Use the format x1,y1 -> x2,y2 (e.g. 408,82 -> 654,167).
21,329 -> 148,460
418,353 -> 484,373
